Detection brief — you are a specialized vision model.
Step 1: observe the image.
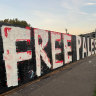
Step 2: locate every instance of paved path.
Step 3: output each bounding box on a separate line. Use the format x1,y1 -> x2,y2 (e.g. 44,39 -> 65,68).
5,55 -> 96,96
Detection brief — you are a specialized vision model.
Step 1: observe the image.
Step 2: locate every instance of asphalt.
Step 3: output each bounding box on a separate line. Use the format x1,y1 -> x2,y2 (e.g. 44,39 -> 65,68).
4,55 -> 96,96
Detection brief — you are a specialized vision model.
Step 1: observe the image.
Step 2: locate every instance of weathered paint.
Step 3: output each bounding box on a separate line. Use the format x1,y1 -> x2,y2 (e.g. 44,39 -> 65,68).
0,24 -> 95,93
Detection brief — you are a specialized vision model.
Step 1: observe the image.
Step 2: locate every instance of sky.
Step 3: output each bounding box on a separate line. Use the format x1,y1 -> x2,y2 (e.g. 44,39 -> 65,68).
0,0 -> 96,35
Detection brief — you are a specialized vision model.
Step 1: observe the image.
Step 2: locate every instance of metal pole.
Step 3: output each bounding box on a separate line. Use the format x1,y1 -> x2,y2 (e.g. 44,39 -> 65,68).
65,28 -> 68,34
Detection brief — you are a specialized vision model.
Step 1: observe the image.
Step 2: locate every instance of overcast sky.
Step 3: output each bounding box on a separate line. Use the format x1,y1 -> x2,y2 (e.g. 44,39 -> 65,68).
0,0 -> 96,35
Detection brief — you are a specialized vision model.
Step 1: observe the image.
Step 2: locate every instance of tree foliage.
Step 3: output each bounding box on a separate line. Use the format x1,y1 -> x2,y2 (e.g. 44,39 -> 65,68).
0,18 -> 31,27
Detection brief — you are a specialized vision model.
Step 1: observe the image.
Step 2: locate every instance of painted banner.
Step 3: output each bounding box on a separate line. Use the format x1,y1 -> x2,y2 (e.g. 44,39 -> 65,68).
0,24 -> 95,93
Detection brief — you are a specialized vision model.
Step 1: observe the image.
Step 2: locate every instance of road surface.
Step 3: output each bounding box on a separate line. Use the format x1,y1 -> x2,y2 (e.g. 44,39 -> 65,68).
4,55 -> 96,96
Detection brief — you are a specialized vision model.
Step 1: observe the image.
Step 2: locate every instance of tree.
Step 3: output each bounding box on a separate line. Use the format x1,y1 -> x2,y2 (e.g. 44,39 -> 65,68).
0,18 -> 31,27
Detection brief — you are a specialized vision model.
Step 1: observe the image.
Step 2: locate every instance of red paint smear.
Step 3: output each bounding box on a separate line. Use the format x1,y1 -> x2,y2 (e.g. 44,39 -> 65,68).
17,52 -> 25,54
7,50 -> 9,55
65,45 -> 67,48
48,58 -> 50,64
17,62 -> 19,65
26,27 -> 31,30
34,28 -> 39,30
56,60 -> 63,63
7,64 -> 11,70
51,31 -> 61,34
17,51 -> 31,55
17,62 -> 24,65
17,51 -> 29,54
38,35 -> 41,39
69,46 -> 71,48
16,49 -> 19,51
16,39 -> 31,45
16,39 -> 30,42
62,33 -> 72,39
66,34 -> 71,36
27,51 -> 31,55
19,57 -> 21,59
4,27 -> 11,38
34,28 -> 49,32
68,56 -> 69,59
4,56 -> 7,60
56,39 -> 61,42
27,40 -> 30,45
18,78 -> 21,81
67,40 -> 71,42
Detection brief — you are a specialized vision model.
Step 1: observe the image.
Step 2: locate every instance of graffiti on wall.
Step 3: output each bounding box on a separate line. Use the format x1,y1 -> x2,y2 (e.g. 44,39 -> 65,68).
0,24 -> 96,92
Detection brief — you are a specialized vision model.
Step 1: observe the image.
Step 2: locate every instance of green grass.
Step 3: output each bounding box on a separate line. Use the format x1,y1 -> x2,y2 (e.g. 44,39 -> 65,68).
93,88 -> 96,96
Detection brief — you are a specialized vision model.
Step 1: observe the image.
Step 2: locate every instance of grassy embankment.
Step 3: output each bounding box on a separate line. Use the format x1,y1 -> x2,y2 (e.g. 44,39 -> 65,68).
93,89 -> 96,96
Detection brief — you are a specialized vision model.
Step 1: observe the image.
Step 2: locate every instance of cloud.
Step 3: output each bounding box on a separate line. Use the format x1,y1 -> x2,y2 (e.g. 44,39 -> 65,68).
32,10 -> 58,24
85,2 -> 96,5
61,0 -> 88,15
33,10 -> 66,24
92,13 -> 96,16
61,0 -> 85,9
61,2 -> 73,10
30,10 -> 67,33
78,11 -> 88,15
